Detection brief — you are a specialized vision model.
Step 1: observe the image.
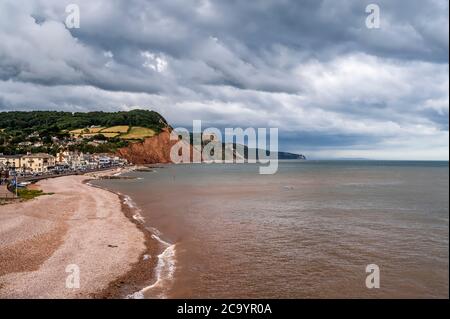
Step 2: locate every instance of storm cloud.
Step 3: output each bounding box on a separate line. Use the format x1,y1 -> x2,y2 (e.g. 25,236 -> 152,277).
0,0 -> 448,159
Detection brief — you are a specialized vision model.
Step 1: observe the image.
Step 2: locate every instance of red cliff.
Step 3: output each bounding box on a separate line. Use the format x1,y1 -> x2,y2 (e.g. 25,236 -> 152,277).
117,129 -> 201,164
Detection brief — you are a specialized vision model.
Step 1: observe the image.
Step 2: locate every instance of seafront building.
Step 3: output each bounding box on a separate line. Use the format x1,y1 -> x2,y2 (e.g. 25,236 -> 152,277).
21,153 -> 56,173
1,151 -> 127,175
0,155 -> 22,171
0,153 -> 56,174
55,151 -> 127,170
56,150 -> 89,169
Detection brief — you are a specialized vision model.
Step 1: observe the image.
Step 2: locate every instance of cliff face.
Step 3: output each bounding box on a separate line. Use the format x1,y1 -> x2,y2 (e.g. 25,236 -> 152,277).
117,129 -> 306,164
117,129 -> 176,164
117,129 -> 201,164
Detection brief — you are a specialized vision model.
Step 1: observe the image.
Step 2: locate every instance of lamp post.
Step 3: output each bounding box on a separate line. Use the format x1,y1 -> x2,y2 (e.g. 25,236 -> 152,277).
3,160 -> 16,197
0,163 -> 4,185
5,160 -> 11,182
9,161 -> 18,197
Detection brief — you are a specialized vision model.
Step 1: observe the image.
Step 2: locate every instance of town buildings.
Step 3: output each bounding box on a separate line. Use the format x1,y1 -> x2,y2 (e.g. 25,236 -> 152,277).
1,151 -> 127,175
0,153 -> 55,174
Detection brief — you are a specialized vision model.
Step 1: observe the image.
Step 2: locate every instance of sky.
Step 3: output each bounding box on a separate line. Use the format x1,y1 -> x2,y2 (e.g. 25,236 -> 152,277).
0,0 -> 448,160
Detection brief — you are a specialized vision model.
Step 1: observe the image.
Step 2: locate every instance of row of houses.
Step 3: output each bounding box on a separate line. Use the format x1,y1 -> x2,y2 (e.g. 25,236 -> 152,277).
0,152 -> 127,174
55,151 -> 127,170
0,153 -> 55,174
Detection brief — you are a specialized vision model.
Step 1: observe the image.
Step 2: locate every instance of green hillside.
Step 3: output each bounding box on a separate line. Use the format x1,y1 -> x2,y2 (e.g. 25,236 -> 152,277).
0,109 -> 168,155
69,125 -> 156,140
0,109 -> 168,133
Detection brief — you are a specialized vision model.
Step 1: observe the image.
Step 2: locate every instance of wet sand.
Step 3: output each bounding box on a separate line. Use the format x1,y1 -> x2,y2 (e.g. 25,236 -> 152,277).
0,171 -> 154,298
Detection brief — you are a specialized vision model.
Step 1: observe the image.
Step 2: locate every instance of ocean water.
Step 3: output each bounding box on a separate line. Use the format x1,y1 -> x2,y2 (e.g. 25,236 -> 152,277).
93,161 -> 449,298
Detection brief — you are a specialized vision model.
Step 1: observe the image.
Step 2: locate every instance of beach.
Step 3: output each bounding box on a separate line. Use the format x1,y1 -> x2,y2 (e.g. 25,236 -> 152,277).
0,170 -> 155,298
1,161 -> 448,299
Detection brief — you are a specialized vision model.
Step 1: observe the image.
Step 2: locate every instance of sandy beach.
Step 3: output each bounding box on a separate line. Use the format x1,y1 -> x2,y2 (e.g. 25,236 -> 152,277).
0,170 -> 153,298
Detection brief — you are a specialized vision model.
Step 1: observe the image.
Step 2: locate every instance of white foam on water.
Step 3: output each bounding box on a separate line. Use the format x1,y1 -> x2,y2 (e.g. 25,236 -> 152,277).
127,240 -> 177,299
88,174 -> 176,298
121,195 -> 177,299
122,195 -> 146,223
151,234 -> 172,247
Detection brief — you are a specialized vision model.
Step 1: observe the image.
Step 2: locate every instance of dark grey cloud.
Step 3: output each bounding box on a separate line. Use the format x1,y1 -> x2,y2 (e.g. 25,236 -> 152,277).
0,0 -> 448,159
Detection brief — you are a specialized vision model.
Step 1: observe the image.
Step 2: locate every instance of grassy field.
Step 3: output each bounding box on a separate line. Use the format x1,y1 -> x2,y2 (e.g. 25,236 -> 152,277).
70,127 -> 107,135
89,127 -> 106,133
68,125 -> 155,140
120,127 -> 155,139
100,126 -> 130,133
17,189 -> 54,200
99,132 -> 121,138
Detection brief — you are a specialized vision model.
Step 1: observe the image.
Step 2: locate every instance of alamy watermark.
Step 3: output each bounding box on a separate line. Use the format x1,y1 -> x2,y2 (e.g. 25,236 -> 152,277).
65,264 -> 80,289
65,4 -> 80,29
365,4 -> 381,29
170,120 -> 279,175
365,264 -> 380,289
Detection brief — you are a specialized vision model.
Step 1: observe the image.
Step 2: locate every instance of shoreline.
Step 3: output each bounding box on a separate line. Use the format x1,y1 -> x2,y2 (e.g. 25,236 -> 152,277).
84,174 -> 163,299
0,166 -> 161,299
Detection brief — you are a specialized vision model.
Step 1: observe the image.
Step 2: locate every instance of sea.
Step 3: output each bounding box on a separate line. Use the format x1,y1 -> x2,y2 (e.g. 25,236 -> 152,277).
92,160 -> 449,298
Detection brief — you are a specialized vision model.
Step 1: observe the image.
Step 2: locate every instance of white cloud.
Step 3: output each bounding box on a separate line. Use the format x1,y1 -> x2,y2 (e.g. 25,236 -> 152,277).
141,51 -> 168,73
0,0 -> 448,159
